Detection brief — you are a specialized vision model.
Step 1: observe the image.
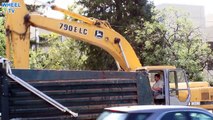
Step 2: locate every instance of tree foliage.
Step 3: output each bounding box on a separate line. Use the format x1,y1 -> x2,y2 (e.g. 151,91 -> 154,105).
78,0 -> 154,70
0,0 -> 8,5
135,8 -> 213,81
30,34 -> 85,70
0,17 -> 5,57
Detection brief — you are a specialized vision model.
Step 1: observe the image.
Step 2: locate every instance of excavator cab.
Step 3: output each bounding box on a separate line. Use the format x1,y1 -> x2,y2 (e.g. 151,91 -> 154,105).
141,66 -> 191,105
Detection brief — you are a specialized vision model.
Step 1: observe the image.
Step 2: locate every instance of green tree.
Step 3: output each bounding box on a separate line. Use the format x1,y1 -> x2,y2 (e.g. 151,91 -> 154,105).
0,17 -> 5,57
135,8 -> 213,81
78,0 -> 154,70
30,34 -> 85,70
26,0 -> 54,13
0,0 -> 8,5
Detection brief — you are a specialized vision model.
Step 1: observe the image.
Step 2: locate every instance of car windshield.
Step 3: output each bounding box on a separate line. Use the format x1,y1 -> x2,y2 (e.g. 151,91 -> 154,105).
97,111 -> 128,120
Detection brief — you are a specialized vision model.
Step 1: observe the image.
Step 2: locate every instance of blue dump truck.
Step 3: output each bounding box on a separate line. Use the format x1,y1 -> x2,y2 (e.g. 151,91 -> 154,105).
0,59 -> 153,120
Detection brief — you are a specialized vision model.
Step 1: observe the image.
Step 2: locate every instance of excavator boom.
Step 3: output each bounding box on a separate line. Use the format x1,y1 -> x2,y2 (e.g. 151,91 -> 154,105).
5,0 -> 142,71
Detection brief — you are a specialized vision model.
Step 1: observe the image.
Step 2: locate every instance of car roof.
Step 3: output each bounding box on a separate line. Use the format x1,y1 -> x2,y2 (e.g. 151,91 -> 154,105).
104,105 -> 206,113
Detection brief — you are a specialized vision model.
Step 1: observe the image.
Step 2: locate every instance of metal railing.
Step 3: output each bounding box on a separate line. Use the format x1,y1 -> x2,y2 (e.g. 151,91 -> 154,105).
0,57 -> 78,117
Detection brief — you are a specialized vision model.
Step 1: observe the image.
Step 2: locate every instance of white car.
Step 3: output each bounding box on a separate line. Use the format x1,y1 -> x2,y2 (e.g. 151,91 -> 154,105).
97,105 -> 213,120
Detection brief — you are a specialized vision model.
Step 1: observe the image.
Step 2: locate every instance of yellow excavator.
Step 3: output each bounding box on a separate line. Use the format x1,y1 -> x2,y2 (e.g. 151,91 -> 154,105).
5,0 -> 213,110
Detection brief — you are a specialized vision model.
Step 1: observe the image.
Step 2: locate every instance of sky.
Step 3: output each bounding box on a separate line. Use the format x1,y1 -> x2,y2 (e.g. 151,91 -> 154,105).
24,0 -> 213,18
24,0 -> 75,18
152,0 -> 213,16
24,0 -> 74,9
44,0 -> 75,18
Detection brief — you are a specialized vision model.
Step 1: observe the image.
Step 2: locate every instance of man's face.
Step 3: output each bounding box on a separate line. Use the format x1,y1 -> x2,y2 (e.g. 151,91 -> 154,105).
154,76 -> 160,81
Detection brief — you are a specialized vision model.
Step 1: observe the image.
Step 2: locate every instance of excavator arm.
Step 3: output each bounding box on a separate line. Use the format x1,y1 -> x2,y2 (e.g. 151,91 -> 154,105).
5,0 -> 142,71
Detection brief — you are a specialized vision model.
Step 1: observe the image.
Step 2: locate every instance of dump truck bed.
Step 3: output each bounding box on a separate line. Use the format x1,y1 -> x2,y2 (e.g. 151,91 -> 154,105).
0,69 -> 153,120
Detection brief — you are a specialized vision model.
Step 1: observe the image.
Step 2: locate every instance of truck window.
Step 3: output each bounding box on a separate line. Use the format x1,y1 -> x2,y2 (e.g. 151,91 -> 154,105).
148,71 -> 164,87
169,70 -> 189,102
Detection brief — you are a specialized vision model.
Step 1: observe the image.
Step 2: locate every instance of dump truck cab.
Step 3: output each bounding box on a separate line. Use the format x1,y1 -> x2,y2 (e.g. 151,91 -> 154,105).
138,66 -> 191,106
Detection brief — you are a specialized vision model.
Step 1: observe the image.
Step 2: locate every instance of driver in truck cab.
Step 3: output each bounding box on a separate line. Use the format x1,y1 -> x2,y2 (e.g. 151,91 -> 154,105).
152,74 -> 165,105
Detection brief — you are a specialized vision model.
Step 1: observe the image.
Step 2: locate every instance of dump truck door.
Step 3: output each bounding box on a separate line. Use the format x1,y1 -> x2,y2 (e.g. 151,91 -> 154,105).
166,69 -> 191,105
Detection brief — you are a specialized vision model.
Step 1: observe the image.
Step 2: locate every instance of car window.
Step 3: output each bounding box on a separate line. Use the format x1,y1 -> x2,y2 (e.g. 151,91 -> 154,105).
174,113 -> 188,120
127,113 -> 151,120
161,112 -> 188,120
161,111 -> 213,120
97,111 -> 128,120
189,112 -> 213,120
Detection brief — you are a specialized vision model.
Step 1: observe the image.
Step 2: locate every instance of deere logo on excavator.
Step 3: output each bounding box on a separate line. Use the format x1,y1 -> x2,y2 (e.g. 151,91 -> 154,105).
95,30 -> 103,39
1,2 -> 20,14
